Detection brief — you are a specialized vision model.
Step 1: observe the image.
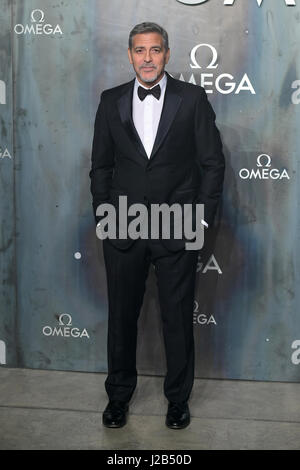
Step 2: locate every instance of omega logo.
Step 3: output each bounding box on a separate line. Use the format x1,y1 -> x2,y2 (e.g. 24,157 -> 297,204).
190,43 -> 218,69
14,9 -> 63,35
30,9 -> 45,23
58,313 -> 72,326
42,313 -> 90,339
178,43 -> 255,95
239,154 -> 290,180
256,153 -> 271,168
193,301 -> 217,325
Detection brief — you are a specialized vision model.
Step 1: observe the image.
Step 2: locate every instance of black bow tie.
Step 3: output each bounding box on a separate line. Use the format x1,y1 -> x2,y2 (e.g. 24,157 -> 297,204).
138,84 -> 161,101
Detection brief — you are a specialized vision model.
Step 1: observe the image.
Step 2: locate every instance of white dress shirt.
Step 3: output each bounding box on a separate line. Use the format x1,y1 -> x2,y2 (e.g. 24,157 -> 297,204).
132,73 -> 167,158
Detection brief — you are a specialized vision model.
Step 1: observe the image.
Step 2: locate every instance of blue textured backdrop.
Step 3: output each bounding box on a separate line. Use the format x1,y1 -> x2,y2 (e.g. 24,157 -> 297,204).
0,0 -> 300,381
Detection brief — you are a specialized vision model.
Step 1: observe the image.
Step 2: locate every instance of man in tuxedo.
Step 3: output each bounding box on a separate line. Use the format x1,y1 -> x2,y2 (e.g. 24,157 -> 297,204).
89,22 -> 225,429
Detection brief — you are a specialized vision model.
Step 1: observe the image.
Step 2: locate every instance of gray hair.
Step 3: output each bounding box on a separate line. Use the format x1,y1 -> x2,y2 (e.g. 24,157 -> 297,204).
128,22 -> 169,51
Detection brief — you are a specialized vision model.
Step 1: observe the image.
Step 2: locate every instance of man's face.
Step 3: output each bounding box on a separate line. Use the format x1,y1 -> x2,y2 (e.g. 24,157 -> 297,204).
128,32 -> 170,87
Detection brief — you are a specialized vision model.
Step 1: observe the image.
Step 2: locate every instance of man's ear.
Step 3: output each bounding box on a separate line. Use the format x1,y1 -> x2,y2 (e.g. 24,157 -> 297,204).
128,48 -> 133,64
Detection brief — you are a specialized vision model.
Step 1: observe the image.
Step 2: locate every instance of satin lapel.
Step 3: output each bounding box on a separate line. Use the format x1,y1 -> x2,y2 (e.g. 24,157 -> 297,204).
117,81 -> 148,161
150,74 -> 182,160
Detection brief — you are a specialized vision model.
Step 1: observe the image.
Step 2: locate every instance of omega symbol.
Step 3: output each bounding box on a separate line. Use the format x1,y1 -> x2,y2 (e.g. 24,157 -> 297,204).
30,9 -> 45,23
190,44 -> 218,69
256,154 -> 272,167
58,313 -> 72,326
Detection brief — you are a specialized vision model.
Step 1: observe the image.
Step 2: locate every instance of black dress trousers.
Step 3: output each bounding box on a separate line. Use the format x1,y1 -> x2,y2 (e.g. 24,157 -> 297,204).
102,236 -> 199,404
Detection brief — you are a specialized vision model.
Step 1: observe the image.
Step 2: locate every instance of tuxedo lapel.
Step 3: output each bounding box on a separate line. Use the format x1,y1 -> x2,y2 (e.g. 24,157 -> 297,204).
117,72 -> 182,162
150,73 -> 182,160
117,81 -> 149,161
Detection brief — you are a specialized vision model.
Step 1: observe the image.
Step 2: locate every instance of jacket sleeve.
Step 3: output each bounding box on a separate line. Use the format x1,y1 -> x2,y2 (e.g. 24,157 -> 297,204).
194,87 -> 225,227
89,91 -> 115,224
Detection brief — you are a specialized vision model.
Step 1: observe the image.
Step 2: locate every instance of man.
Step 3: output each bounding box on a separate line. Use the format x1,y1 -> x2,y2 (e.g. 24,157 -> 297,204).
89,22 -> 225,429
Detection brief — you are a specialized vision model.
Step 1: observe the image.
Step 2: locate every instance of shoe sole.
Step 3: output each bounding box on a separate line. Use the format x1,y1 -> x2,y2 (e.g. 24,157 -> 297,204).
103,422 -> 126,428
102,412 -> 128,428
166,420 -> 190,430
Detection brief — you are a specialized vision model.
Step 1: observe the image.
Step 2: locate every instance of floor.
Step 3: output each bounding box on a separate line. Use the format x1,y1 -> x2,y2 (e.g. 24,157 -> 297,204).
0,367 -> 299,450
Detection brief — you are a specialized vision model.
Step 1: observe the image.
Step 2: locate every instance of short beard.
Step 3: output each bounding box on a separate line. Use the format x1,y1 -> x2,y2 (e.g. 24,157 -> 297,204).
138,71 -> 159,84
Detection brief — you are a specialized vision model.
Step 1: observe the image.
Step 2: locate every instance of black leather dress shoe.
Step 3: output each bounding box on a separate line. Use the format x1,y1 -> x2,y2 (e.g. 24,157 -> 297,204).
166,401 -> 190,429
102,400 -> 129,428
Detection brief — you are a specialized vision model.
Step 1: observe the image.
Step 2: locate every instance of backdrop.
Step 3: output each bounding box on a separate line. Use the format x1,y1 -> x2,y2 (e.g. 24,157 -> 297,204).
1,0 -> 300,382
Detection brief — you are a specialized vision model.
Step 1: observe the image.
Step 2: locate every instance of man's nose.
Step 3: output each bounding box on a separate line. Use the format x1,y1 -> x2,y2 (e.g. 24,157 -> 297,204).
144,50 -> 152,62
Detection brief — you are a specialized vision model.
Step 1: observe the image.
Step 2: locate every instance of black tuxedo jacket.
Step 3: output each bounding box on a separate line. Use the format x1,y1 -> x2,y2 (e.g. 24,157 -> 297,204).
89,72 -> 225,251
